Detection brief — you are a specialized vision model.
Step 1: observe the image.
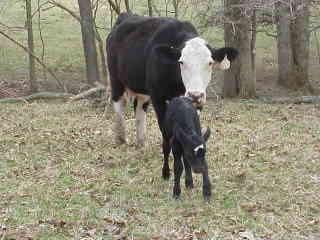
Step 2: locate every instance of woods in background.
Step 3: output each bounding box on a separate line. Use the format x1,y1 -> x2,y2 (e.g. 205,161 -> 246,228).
1,0 -> 320,98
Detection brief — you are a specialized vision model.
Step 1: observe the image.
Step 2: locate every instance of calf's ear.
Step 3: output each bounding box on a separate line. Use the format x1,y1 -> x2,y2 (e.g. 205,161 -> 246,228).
154,44 -> 181,64
202,127 -> 211,142
212,47 -> 239,62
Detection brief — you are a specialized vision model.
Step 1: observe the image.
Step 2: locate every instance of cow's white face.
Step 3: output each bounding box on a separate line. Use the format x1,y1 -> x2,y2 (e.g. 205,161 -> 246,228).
179,37 -> 213,105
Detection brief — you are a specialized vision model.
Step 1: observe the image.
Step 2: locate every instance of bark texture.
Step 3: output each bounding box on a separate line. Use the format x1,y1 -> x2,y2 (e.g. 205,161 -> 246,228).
78,0 -> 100,85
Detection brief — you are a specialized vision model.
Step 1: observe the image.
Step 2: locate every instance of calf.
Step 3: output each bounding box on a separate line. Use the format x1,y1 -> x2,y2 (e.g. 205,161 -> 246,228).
164,97 -> 211,200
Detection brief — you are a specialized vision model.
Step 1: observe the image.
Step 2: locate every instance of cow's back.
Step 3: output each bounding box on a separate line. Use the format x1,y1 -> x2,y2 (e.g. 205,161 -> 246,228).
107,14 -> 169,94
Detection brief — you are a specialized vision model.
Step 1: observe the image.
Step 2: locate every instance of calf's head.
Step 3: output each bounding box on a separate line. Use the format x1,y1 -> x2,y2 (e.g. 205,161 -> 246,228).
155,38 -> 238,107
176,127 -> 211,174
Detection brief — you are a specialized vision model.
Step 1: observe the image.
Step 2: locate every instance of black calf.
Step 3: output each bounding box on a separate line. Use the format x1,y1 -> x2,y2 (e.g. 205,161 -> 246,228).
164,97 -> 211,200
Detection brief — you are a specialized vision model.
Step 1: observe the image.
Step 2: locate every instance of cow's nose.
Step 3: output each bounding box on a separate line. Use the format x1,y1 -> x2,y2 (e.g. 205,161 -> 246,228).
186,92 -> 205,106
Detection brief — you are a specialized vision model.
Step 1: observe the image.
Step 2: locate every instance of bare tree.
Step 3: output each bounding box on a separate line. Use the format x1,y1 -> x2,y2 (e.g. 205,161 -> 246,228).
147,0 -> 153,16
223,0 -> 256,98
78,0 -> 100,85
277,0 -> 313,91
290,0 -> 313,91
26,0 -> 38,93
276,1 -> 293,88
172,0 -> 181,18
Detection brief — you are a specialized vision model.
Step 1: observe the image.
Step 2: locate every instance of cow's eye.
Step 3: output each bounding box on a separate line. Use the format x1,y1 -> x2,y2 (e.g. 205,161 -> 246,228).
178,61 -> 183,65
209,61 -> 213,66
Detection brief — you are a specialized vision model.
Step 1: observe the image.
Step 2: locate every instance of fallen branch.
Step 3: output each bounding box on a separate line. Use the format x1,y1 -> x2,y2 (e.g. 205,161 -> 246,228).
260,96 -> 320,104
0,92 -> 74,103
69,82 -> 107,102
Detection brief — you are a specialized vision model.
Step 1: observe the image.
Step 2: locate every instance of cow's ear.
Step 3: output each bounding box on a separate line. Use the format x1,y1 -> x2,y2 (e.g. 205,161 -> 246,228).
202,127 -> 211,142
211,47 -> 239,62
154,44 -> 181,64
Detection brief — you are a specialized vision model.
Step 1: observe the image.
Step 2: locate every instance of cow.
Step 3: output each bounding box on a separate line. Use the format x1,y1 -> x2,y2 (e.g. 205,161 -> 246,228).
164,97 -> 211,200
106,13 -> 238,159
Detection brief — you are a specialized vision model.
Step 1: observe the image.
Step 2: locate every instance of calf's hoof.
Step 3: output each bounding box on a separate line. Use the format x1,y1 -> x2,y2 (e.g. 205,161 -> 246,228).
203,189 -> 211,201
185,180 -> 194,189
173,186 -> 181,200
203,194 -> 211,201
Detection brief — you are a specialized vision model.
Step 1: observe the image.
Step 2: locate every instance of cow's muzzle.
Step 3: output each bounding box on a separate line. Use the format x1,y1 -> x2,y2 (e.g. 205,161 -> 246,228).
186,92 -> 206,109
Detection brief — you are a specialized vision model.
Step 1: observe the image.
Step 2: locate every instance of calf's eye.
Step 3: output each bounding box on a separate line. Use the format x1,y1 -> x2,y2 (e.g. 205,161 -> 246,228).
178,61 -> 183,65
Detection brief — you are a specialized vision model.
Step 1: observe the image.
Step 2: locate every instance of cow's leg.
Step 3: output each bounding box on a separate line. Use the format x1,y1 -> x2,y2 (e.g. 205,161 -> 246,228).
182,157 -> 194,189
172,142 -> 183,199
134,97 -> 150,147
113,96 -> 126,145
202,169 -> 212,200
152,100 -> 171,179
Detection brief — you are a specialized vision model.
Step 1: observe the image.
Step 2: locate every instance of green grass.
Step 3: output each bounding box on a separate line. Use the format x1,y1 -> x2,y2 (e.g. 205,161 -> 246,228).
0,100 -> 319,239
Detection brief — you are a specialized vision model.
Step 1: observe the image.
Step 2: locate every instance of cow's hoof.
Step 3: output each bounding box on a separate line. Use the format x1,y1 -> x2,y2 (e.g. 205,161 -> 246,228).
162,169 -> 170,180
115,137 -> 126,145
136,139 -> 145,148
185,181 -> 194,189
173,194 -> 180,200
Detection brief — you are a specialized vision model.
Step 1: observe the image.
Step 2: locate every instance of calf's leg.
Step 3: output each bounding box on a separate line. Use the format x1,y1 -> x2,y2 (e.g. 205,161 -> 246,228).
182,157 -> 194,189
202,169 -> 212,200
172,143 -> 183,199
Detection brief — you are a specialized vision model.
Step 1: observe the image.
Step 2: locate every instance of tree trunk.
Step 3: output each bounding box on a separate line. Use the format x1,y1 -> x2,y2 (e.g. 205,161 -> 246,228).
276,1 -> 293,87
223,0 -> 256,98
124,0 -> 131,13
291,0 -> 312,91
172,0 -> 179,18
147,0 -> 153,16
238,15 -> 255,98
78,0 -> 100,85
223,20 -> 240,98
277,0 -> 312,92
26,0 -> 38,93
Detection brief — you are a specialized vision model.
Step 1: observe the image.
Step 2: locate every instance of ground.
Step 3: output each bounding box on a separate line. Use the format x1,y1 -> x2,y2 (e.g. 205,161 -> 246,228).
0,93 -> 319,239
1,1 -> 320,239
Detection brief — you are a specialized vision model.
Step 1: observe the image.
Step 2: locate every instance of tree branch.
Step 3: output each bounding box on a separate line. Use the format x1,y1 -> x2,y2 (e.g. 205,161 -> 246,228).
107,0 -> 121,15
49,0 -> 80,22
0,29 -> 66,92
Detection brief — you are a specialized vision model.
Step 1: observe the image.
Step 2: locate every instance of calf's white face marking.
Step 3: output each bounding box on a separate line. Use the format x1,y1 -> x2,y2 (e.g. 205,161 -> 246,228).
194,144 -> 204,153
179,37 -> 213,102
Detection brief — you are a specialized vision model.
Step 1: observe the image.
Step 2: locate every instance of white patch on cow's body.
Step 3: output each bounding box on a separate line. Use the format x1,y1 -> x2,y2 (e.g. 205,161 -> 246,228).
135,96 -> 149,146
219,55 -> 231,70
179,37 -> 213,102
113,88 -> 150,146
194,144 -> 204,153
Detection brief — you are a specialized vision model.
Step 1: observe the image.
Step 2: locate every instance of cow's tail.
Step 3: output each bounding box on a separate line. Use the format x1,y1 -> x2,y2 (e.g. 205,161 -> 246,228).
114,12 -> 132,26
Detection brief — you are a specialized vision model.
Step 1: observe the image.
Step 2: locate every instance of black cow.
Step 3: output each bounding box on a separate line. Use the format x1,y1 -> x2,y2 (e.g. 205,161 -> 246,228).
106,12 -> 238,149
164,97 -> 211,200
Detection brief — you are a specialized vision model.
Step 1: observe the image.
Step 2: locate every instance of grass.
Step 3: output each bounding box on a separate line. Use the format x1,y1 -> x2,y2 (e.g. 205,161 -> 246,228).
0,99 -> 319,239
1,2 -> 320,239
